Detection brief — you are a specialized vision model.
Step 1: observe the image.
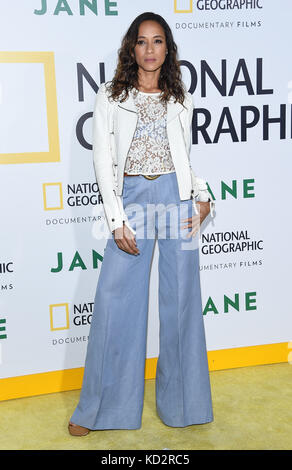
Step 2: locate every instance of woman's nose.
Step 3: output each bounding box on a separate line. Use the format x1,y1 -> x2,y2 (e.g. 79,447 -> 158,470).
147,43 -> 154,53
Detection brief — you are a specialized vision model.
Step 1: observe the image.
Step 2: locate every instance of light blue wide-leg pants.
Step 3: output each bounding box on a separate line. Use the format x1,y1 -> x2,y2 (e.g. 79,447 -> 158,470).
70,172 -> 213,430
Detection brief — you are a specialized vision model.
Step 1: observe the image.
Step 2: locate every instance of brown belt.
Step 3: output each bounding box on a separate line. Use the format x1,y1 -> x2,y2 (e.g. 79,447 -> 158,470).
124,172 -> 161,180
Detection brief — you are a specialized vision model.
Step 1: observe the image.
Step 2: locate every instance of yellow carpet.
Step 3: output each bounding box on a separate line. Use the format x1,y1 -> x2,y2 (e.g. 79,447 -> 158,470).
0,362 -> 291,450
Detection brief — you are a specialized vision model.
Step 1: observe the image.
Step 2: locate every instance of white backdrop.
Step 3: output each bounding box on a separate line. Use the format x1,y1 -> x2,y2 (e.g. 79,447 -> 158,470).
0,0 -> 291,381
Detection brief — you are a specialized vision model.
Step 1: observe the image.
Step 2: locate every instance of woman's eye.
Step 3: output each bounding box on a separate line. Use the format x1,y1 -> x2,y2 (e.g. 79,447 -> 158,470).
136,39 -> 163,45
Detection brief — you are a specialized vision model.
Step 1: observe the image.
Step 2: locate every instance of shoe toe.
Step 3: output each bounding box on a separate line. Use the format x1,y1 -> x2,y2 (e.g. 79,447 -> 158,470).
68,422 -> 90,436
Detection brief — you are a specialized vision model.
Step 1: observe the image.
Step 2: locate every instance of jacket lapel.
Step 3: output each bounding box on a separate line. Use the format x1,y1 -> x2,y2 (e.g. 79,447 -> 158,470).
166,97 -> 184,123
117,89 -> 136,113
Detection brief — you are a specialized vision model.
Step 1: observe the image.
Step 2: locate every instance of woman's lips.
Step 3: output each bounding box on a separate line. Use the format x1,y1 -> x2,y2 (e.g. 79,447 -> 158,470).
145,58 -> 156,62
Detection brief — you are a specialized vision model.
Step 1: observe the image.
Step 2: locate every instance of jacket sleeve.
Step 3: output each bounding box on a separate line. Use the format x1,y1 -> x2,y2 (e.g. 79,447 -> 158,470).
92,83 -> 132,233
185,92 -> 216,218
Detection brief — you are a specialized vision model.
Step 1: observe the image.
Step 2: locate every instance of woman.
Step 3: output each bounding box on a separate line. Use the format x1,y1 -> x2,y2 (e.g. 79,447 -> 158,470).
69,11 -> 215,436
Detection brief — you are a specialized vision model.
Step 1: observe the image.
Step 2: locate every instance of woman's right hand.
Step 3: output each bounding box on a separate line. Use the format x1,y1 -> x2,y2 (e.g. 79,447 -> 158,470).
113,224 -> 140,255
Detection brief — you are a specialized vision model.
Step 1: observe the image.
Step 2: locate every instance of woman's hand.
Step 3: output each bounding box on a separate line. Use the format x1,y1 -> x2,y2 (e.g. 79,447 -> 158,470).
113,224 -> 140,255
181,201 -> 210,238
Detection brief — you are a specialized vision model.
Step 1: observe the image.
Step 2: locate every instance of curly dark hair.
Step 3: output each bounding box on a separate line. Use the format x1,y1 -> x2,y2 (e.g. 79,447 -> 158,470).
106,12 -> 186,105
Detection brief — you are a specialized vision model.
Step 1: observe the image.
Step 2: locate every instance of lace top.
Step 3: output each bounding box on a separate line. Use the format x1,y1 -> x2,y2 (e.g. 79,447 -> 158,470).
124,90 -> 176,175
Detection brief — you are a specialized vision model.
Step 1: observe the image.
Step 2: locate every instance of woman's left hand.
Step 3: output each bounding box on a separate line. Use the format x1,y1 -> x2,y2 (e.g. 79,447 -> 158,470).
181,201 -> 210,238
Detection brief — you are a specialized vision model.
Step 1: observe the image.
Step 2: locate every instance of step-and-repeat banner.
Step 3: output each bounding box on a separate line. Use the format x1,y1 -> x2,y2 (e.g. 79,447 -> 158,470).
0,1 -> 291,390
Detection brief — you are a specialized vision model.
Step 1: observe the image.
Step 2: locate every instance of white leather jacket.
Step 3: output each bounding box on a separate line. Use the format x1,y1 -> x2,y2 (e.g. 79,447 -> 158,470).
92,82 -> 215,235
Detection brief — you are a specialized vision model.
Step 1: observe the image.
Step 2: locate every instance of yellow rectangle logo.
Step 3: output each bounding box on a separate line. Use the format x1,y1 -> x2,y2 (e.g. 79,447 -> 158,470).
50,303 -> 69,331
174,0 -> 193,13
0,51 -> 60,164
43,182 -> 63,210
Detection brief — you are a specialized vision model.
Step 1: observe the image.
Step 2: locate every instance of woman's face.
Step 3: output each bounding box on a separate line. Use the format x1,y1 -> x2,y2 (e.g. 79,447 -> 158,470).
133,20 -> 167,73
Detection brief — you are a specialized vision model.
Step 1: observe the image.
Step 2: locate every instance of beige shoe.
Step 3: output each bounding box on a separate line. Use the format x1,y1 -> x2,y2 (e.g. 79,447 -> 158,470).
68,421 -> 90,436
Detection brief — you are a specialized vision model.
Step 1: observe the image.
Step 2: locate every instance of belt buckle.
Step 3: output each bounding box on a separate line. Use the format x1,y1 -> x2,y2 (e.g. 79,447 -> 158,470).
143,174 -> 161,180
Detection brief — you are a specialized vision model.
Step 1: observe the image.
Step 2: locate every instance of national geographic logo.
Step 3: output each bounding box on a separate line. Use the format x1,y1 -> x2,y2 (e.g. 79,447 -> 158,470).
174,0 -> 193,13
43,183 -> 63,210
174,0 -> 263,13
49,302 -> 93,331
34,0 -> 118,16
42,181 -> 103,227
0,52 -> 60,165
43,182 -> 101,210
201,229 -> 263,255
49,302 -> 93,346
183,57 -> 290,143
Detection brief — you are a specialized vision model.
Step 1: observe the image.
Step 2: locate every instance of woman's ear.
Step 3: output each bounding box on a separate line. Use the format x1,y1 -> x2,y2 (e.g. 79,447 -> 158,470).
130,48 -> 136,61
